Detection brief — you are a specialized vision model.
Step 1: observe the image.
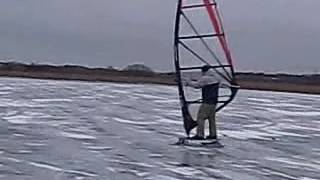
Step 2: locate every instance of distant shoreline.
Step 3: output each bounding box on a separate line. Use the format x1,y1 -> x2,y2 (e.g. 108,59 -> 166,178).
0,62 -> 319,95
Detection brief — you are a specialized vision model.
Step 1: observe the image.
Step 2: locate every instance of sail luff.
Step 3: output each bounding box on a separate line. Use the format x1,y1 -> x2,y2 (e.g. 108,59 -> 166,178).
174,0 -> 197,136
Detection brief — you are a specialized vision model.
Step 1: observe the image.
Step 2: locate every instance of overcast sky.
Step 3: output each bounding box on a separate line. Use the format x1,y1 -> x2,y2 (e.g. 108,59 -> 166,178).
0,0 -> 319,73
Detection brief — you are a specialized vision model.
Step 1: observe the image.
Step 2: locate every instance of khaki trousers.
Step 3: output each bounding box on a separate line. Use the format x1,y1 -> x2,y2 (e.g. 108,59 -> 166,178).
196,103 -> 217,137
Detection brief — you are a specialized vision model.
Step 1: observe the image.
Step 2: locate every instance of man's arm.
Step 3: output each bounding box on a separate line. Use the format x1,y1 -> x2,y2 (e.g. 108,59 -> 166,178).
186,79 -> 203,89
219,82 -> 240,89
185,76 -> 215,89
219,82 -> 230,88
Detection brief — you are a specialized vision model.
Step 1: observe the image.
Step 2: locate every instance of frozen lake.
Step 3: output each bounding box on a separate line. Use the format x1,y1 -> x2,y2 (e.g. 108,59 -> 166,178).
0,77 -> 319,180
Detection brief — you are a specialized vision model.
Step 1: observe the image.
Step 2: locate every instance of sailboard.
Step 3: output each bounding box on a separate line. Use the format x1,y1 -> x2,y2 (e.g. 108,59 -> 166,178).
175,137 -> 224,148
173,0 -> 239,136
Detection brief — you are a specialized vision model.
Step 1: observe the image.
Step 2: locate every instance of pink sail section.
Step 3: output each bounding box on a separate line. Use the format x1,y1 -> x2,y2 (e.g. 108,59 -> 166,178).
202,0 -> 234,67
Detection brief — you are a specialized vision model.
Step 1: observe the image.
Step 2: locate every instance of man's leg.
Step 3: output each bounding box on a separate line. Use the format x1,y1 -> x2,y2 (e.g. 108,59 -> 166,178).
208,104 -> 217,139
196,104 -> 208,138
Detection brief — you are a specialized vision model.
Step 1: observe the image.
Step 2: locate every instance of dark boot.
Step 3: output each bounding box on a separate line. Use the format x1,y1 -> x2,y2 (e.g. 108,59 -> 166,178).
206,135 -> 217,140
189,135 -> 205,140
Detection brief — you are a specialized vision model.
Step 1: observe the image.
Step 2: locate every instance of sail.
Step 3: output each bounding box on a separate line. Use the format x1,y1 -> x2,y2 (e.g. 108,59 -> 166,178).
174,0 -> 238,136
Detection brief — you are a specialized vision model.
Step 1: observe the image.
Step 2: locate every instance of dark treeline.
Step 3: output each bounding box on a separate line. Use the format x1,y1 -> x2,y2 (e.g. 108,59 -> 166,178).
0,61 -> 319,94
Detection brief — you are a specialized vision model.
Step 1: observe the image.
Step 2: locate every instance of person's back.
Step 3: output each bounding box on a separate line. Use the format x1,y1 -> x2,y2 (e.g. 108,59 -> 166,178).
202,82 -> 219,104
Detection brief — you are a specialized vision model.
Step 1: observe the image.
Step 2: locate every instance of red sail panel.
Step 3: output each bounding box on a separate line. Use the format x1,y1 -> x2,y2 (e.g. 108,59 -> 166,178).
202,0 -> 234,67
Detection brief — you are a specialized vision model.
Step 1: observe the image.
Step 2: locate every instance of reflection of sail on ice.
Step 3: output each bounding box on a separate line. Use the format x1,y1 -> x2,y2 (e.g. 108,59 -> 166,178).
173,0 -> 239,135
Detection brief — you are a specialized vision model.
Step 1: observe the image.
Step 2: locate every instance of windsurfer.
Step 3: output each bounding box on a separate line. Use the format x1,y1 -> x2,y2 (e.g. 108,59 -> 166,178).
183,65 -> 221,140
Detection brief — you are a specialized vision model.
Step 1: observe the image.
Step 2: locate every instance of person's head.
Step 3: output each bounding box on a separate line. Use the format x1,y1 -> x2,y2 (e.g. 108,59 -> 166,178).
201,65 -> 211,75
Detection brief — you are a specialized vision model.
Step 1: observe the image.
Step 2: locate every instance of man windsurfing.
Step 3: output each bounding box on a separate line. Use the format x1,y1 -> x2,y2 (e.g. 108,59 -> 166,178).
184,65 -> 223,140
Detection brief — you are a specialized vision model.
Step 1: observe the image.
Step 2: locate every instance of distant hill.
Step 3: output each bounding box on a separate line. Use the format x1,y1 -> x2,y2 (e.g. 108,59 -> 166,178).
236,72 -> 320,85
0,61 -> 319,94
124,64 -> 154,73
0,62 -> 174,85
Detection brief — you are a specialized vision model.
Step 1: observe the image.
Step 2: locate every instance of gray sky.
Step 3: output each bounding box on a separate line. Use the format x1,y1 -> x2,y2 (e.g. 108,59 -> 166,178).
0,0 -> 319,73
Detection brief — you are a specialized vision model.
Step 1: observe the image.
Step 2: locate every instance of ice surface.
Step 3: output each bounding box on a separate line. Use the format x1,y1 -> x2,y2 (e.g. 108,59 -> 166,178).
0,77 -> 319,180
